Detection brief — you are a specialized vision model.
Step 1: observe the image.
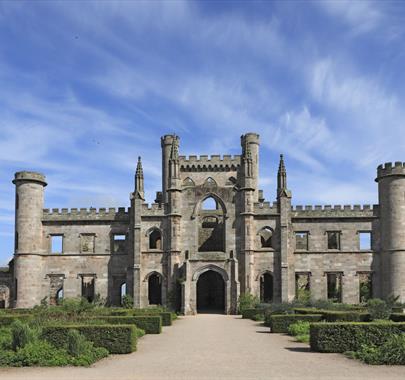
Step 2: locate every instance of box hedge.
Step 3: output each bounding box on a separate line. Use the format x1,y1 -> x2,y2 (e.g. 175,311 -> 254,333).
390,313 -> 405,322
98,316 -> 162,334
0,314 -> 32,326
42,324 -> 138,354
310,322 -> 405,353
241,308 -> 261,320
269,314 -> 323,333
320,310 -> 370,322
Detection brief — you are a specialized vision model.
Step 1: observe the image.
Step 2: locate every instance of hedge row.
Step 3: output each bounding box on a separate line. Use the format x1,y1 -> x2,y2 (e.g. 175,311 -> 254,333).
0,314 -> 32,326
390,313 -> 405,322
98,316 -> 162,334
242,308 -> 262,320
269,314 -> 323,333
42,324 -> 138,354
99,309 -> 173,326
310,322 -> 405,353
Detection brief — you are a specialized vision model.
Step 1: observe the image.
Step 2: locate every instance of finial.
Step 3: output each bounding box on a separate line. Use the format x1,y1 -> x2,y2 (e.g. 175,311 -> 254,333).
277,153 -> 287,194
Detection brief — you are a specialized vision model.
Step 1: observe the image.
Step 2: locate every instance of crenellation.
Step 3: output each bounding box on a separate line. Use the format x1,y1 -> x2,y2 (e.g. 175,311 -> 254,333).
376,161 -> 405,180
291,204 -> 376,218
42,207 -> 130,222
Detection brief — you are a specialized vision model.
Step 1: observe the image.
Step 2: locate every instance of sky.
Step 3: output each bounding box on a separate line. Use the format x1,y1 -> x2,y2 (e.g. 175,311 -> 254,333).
0,0 -> 405,265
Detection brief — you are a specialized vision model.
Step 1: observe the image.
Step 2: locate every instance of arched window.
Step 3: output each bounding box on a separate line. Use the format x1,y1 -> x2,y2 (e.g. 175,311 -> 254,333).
120,283 -> 126,305
202,197 -> 218,210
182,177 -> 195,187
149,229 -> 162,249
56,288 -> 63,304
204,177 -> 217,188
258,227 -> 273,248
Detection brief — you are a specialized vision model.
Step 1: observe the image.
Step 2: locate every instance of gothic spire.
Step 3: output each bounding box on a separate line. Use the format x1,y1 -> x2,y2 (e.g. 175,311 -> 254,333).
170,135 -> 179,160
135,156 -> 144,198
277,154 -> 287,195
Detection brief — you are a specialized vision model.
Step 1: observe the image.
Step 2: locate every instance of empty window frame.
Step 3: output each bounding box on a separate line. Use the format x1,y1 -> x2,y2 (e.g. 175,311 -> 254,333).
358,272 -> 373,303
295,232 -> 308,250
80,233 -> 95,253
51,235 -> 63,254
327,231 -> 341,250
295,272 -> 311,300
258,227 -> 273,248
359,231 -> 372,250
326,272 -> 342,302
81,276 -> 95,303
149,229 -> 162,250
113,234 -> 126,253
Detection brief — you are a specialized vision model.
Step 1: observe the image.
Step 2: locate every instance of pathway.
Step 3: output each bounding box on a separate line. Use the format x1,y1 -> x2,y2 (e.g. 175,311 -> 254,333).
1,314 -> 405,380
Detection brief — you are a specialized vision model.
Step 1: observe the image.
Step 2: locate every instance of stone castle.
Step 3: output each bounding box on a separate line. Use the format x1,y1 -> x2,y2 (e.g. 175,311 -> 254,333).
0,133 -> 404,313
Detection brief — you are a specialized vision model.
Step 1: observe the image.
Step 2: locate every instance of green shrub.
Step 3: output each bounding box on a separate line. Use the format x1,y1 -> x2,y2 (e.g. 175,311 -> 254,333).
367,299 -> 392,320
238,293 -> 259,313
11,321 -> 37,351
310,322 -> 405,353
0,315 -> 32,326
241,308 -> 261,320
122,295 -> 134,309
67,329 -> 89,357
288,321 -> 310,337
293,308 -> 321,315
349,334 -> 405,365
42,324 -> 138,354
269,314 -> 322,333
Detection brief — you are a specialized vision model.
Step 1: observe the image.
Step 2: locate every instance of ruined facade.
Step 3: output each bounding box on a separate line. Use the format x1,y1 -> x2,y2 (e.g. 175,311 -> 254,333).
1,133 -> 404,313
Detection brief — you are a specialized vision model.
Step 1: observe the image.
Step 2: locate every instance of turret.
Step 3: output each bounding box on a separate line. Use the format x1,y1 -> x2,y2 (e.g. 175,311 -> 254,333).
161,134 -> 177,203
376,162 -> 405,302
240,133 -> 260,200
12,171 -> 47,307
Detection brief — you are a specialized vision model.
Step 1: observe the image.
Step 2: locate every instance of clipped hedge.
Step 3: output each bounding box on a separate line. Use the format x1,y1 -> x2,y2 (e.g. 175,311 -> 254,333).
321,310 -> 370,322
42,324 -> 138,354
0,314 -> 32,326
269,314 -> 323,333
390,313 -> 405,322
310,322 -> 405,353
242,308 -> 262,320
293,308 -> 321,315
98,316 -> 162,334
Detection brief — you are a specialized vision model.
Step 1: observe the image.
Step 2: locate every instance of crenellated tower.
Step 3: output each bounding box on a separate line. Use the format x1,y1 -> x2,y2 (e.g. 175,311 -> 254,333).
376,162 -> 405,302
12,171 -> 47,308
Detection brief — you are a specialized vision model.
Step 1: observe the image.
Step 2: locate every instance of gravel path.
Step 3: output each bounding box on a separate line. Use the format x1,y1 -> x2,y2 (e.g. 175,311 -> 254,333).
1,314 -> 405,380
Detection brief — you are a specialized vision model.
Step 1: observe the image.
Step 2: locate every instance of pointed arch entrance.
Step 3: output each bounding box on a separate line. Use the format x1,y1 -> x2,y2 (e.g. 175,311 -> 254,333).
197,270 -> 225,313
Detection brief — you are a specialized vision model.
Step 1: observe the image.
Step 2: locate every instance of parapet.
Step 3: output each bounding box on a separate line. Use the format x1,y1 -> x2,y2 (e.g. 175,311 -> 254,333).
179,155 -> 241,172
12,171 -> 47,186
42,207 -> 129,222
141,203 -> 165,216
254,201 -> 278,215
376,162 -> 405,181
291,204 -> 378,218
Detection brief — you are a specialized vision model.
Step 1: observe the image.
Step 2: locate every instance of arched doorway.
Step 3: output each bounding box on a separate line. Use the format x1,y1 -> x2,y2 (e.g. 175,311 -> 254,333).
197,270 -> 225,313
148,273 -> 162,305
260,272 -> 273,302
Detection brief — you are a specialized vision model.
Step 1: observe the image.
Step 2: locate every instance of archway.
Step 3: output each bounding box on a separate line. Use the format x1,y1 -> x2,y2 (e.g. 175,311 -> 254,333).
148,273 -> 162,305
197,270 -> 225,313
260,272 -> 273,302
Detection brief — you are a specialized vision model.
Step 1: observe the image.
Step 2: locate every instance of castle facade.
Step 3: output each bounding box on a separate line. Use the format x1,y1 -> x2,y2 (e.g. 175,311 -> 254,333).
0,133 -> 404,313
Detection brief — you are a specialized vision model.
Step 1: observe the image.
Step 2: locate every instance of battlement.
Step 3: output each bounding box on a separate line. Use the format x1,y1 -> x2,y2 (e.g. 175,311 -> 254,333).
376,162 -> 405,180
254,201 -> 278,215
179,154 -> 241,172
141,203 -> 164,216
42,207 -> 129,222
291,204 -> 378,218
13,171 -> 47,186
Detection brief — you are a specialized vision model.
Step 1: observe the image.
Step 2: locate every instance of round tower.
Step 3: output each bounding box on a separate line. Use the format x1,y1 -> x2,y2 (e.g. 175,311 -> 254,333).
12,171 -> 47,308
376,162 -> 405,302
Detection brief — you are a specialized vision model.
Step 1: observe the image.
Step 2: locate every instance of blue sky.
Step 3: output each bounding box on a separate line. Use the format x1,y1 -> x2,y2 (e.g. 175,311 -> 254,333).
1,0 -> 405,265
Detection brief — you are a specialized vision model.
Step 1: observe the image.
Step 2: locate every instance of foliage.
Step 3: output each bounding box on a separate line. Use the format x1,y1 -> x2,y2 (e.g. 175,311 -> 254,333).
238,293 -> 259,314
321,310 -> 370,322
11,320 -> 37,351
67,329 -> 90,357
310,321 -> 405,353
121,294 -> 134,309
296,288 -> 311,303
42,324 -> 138,354
288,321 -> 310,337
348,334 -> 405,365
390,313 -> 405,322
367,299 -> 392,320
269,314 -> 323,333
0,315 -> 32,326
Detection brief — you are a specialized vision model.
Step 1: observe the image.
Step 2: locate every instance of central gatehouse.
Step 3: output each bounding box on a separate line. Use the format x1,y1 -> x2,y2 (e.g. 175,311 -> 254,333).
2,133 -> 405,312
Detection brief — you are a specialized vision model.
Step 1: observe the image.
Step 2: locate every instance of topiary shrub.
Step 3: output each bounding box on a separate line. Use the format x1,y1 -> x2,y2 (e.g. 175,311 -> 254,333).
321,310 -> 370,322
238,293 -> 259,314
367,299 -> 392,320
310,322 -> 405,353
269,314 -> 323,333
